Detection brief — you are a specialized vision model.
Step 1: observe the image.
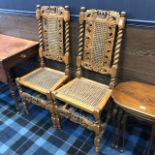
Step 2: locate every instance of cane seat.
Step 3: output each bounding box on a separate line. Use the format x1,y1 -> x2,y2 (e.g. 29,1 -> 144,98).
18,67 -> 67,94
55,78 -> 112,113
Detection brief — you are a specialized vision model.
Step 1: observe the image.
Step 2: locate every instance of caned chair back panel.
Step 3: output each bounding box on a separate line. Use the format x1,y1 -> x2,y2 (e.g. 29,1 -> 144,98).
39,6 -> 66,62
81,10 -> 121,74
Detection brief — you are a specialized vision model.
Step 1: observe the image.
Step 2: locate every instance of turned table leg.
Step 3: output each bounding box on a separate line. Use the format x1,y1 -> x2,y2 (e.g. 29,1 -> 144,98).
146,125 -> 155,155
7,71 -> 19,112
115,109 -> 123,149
111,105 -> 118,148
111,106 -> 127,153
119,113 -> 128,152
112,108 -> 123,150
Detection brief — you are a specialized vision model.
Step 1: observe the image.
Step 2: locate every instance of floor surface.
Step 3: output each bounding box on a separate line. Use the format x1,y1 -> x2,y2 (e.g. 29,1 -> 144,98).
0,82 -> 153,155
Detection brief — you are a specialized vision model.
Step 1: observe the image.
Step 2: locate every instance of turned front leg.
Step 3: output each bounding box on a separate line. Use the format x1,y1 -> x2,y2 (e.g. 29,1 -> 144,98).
47,93 -> 61,129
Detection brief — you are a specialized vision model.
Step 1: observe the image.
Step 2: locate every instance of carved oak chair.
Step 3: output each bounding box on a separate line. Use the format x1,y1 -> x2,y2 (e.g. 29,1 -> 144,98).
16,5 -> 70,128
53,7 -> 126,152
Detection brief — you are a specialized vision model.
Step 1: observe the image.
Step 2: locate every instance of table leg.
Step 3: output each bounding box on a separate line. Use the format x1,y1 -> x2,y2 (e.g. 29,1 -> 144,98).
146,125 -> 155,155
111,105 -> 118,148
115,109 -> 123,150
119,113 -> 128,152
7,72 -> 19,112
111,106 -> 124,150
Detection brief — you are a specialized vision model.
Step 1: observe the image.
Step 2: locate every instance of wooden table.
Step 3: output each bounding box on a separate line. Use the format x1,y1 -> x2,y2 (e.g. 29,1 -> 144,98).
112,81 -> 155,154
0,34 -> 38,111
112,81 -> 155,120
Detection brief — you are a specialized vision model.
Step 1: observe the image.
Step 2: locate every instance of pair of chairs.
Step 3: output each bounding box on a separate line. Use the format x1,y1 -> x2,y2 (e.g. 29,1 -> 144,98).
16,5 -> 126,152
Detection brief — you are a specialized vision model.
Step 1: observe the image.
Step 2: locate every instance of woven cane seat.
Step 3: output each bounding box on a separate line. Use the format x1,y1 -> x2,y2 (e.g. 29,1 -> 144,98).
54,78 -> 112,113
18,67 -> 67,94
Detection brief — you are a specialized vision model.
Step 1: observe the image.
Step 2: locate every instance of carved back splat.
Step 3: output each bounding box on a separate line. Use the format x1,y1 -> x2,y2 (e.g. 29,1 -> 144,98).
83,10 -> 120,72
76,8 -> 126,88
36,6 -> 70,65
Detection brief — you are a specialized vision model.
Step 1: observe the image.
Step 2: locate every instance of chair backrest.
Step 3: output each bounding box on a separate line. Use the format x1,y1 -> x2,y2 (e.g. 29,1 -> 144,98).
76,7 -> 126,88
36,5 -> 70,74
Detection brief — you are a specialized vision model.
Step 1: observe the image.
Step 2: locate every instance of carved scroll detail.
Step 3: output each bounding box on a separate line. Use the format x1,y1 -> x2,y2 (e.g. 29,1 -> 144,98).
58,106 -> 95,131
81,10 -> 121,75
38,6 -> 67,62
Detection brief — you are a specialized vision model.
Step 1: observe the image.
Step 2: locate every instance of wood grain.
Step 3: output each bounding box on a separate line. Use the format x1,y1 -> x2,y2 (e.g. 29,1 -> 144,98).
119,27 -> 155,84
0,34 -> 37,60
112,81 -> 155,118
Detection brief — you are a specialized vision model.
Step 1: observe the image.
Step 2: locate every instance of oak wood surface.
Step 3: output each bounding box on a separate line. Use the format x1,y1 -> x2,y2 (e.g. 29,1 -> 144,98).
0,34 -> 38,83
112,81 -> 155,118
0,34 -> 37,60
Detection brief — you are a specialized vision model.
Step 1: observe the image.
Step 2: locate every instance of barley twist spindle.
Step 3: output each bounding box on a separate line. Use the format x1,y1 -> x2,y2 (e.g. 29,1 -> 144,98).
76,7 -> 86,78
36,5 -> 45,67
110,12 -> 126,88
64,6 -> 70,75
113,30 -> 123,66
